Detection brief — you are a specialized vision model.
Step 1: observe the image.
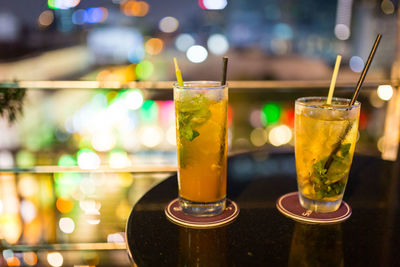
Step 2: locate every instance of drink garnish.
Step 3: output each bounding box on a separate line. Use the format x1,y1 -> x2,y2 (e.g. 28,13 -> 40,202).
178,94 -> 211,141
311,143 -> 351,199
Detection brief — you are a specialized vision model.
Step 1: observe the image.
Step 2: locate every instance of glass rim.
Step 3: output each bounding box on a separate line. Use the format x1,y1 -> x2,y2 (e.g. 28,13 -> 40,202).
295,96 -> 361,110
173,81 -> 227,90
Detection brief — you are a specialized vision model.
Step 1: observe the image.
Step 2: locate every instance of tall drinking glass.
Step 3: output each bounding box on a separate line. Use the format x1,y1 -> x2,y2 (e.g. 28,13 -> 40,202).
295,97 -> 360,213
174,81 -> 228,217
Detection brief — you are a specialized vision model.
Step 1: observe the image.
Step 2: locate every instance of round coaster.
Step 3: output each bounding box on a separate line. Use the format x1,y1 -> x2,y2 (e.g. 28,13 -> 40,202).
276,192 -> 351,224
165,198 -> 239,229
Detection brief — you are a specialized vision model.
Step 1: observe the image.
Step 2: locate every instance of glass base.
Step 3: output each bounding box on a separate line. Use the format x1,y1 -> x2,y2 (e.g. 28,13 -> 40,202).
179,197 -> 226,217
299,193 -> 342,213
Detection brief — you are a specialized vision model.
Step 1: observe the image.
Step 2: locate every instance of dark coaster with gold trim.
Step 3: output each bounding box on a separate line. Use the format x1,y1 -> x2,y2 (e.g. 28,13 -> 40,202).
276,192 -> 351,224
165,198 -> 239,229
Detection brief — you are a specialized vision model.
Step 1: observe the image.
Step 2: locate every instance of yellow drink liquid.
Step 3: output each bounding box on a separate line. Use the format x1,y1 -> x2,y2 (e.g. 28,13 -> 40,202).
295,97 -> 360,212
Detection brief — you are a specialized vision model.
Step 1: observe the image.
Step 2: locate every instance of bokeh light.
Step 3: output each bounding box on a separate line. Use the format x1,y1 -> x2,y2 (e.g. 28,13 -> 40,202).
77,149 -> 101,169
56,198 -> 74,213
207,34 -> 229,55
140,125 -> 163,148
159,16 -> 179,33
175,34 -> 195,52
16,150 -> 35,168
123,89 -> 144,110
122,1 -> 149,17
377,85 -> 393,101
72,9 -> 87,25
250,128 -> 267,147
109,150 -> 131,168
166,126 -> 176,146
6,256 -> 20,267
268,125 -> 292,146
23,252 -> 38,266
38,10 -> 54,28
0,150 -> 13,168
47,252 -> 63,267
48,0 -> 80,9
349,56 -> 364,72
58,154 -> 77,167
186,45 -> 208,63
200,0 -> 228,10
59,217 -> 75,234
145,38 -> 164,55
18,174 -> 39,197
136,60 -> 154,80
334,24 -> 350,40
20,200 -> 37,223
381,0 -> 395,14
261,103 -> 281,125
273,23 -> 293,40
86,7 -> 107,23
92,132 -> 116,152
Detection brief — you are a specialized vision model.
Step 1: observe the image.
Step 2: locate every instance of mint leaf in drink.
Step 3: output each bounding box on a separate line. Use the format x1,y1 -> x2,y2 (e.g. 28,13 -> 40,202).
177,94 -> 211,141
310,143 -> 352,199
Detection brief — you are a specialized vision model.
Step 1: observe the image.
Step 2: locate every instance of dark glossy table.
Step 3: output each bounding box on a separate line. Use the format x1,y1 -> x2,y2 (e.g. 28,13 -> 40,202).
126,151 -> 400,266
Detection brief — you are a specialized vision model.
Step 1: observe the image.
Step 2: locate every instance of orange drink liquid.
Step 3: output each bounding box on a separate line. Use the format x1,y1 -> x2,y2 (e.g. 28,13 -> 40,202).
174,81 -> 228,217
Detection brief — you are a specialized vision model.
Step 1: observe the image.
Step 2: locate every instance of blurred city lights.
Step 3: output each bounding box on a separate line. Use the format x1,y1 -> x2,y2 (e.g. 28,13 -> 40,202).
186,45 -> 208,63
3,249 -> 14,260
261,103 -> 281,125
92,132 -> 116,151
124,89 -> 144,110
47,252 -> 63,267
166,126 -> 177,146
56,198 -> 74,213
249,110 -> 263,128
59,217 -> 75,234
80,199 -> 101,213
77,149 -> 101,169
23,252 -> 38,266
273,23 -> 293,40
17,175 -> 38,198
334,24 -> 350,40
86,7 -> 108,23
250,128 -> 267,147
0,150 -> 13,168
140,125 -> 163,148
199,0 -> 228,10
38,10 -> 54,28
109,150 -> 131,168
145,38 -> 164,55
349,56 -> 364,72
136,60 -> 154,80
80,176 -> 96,195
107,233 -> 125,243
128,46 -> 146,63
6,256 -> 20,266
269,125 -> 292,146
16,150 -> 35,168
335,0 -> 352,40
20,200 -> 37,223
175,34 -> 195,52
377,85 -> 393,101
122,1 -> 149,17
159,16 -> 179,33
58,154 -> 77,167
72,9 -> 87,25
381,0 -> 395,14
48,0 -> 80,9
207,34 -> 229,55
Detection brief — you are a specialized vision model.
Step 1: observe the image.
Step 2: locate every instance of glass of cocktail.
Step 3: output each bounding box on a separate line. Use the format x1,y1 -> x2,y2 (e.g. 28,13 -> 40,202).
295,97 -> 360,213
174,81 -> 228,217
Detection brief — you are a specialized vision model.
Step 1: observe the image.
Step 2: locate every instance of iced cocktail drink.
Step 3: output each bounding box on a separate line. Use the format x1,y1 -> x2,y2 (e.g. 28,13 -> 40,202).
174,81 -> 228,217
295,97 -> 360,212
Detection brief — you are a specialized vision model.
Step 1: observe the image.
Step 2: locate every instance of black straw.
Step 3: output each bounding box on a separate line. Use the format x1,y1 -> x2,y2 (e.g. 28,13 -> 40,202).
349,33 -> 382,106
221,57 -> 228,85
324,33 -> 382,171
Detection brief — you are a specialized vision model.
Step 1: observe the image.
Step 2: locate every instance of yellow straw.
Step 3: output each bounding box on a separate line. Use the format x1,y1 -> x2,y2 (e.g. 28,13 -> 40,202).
173,57 -> 183,86
326,55 -> 342,105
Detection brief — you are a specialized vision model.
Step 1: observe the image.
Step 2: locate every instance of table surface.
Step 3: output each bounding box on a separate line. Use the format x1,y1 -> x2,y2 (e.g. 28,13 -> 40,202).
126,151 -> 400,266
